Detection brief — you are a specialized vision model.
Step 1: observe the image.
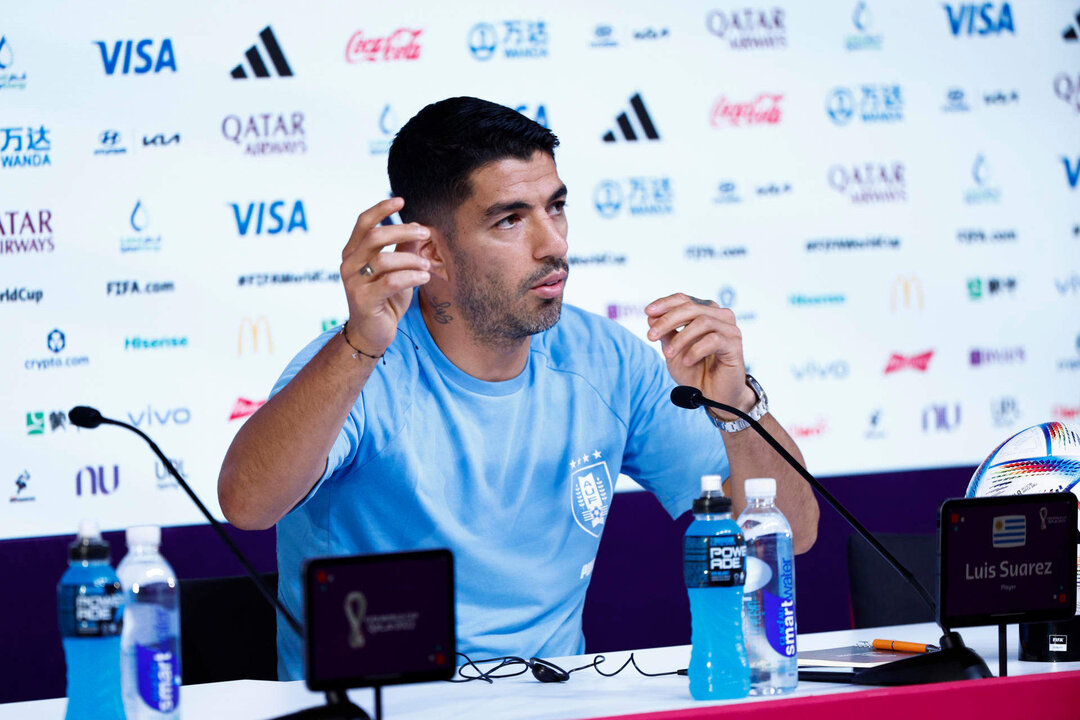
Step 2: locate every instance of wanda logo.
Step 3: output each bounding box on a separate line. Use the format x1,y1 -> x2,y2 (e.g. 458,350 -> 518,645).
345,29 -> 423,62
710,93 -> 783,127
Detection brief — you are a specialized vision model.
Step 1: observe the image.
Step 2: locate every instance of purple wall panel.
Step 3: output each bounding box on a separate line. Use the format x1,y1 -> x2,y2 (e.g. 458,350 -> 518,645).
0,465 -> 973,704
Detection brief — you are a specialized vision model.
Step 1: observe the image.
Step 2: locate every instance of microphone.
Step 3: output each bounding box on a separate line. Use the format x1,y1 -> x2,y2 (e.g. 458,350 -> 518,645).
68,405 -> 302,637
669,386 -> 992,685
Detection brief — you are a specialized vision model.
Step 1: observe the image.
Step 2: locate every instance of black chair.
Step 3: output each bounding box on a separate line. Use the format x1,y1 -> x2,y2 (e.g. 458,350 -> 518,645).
179,573 -> 279,684
847,533 -> 937,628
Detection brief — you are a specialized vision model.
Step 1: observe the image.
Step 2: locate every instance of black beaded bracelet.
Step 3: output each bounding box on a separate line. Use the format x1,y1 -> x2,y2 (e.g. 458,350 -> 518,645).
340,322 -> 384,361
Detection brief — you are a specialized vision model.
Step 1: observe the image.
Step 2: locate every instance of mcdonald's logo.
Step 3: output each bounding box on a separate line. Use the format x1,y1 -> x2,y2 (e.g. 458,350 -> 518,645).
238,316 -> 273,355
890,275 -> 923,310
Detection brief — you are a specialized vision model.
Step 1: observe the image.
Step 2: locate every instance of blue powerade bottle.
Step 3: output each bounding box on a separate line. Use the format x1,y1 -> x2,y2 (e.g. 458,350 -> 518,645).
684,475 -> 750,700
57,520 -> 125,720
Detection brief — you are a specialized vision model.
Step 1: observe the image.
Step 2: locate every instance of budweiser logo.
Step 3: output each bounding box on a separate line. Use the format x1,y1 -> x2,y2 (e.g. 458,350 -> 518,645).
1052,405 -> 1080,421
709,93 -> 783,127
884,350 -> 933,374
229,397 -> 267,421
788,419 -> 827,438
346,29 -> 423,63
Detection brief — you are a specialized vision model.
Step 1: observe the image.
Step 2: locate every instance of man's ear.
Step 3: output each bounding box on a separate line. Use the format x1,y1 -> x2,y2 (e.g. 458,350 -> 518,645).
414,224 -> 450,282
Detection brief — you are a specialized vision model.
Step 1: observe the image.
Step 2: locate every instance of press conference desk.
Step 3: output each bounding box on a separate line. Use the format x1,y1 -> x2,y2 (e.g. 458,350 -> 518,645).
3,623 -> 1079,720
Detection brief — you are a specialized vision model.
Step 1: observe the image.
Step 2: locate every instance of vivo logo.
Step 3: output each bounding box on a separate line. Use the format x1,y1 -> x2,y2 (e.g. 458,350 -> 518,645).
127,406 -> 191,427
791,360 -> 850,380
76,465 -> 120,496
95,39 -> 177,74
231,200 -> 308,235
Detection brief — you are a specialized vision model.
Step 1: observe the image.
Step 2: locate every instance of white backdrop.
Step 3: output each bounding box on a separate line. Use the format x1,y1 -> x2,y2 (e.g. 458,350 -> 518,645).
2,1 -> 1078,540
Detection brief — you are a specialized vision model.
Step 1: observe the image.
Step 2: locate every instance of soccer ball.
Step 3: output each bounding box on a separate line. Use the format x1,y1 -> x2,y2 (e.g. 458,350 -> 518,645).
967,422 -> 1080,499
967,422 -> 1080,614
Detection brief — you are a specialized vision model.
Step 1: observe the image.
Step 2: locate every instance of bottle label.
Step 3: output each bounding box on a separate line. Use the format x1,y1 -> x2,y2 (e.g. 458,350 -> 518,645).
136,640 -> 180,712
684,535 -> 746,588
58,583 -> 124,637
762,554 -> 797,657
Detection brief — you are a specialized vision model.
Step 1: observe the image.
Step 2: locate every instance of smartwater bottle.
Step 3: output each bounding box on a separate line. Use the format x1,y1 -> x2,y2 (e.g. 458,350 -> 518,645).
684,474 -> 750,700
737,477 -> 798,694
57,520 -> 125,720
117,525 -> 181,719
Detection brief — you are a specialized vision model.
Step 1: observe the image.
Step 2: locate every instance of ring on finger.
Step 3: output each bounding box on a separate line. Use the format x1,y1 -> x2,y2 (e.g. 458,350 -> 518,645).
359,263 -> 375,277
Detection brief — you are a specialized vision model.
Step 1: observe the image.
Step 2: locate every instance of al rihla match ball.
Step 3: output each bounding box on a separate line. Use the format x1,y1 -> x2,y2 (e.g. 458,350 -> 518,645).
967,421 -> 1080,613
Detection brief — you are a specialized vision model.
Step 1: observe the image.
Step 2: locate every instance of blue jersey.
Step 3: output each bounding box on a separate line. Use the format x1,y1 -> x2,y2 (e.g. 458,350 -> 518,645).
273,297 -> 729,679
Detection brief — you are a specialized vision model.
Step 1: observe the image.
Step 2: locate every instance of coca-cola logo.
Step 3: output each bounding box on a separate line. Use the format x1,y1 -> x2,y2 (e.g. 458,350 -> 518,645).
345,29 -> 423,63
710,93 -> 783,127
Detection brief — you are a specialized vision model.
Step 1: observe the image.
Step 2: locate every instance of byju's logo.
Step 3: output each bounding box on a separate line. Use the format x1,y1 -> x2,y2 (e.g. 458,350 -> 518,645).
968,276 -> 1016,299
964,154 -> 1001,204
230,200 -> 308,235
922,404 -> 961,432
826,85 -> 903,125
791,360 -> 850,381
1054,73 -> 1080,113
942,88 -> 970,112
0,126 -> 51,169
0,36 -> 28,90
846,2 -> 883,50
231,26 -> 293,79
827,162 -> 906,204
1064,156 -> 1080,189
970,346 -> 1025,367
710,93 -> 783,127
1,209 -> 54,256
884,350 -> 933,374
76,465 -> 120,496
944,3 -> 1015,36
468,20 -> 548,61
593,177 -> 672,218
120,200 -> 161,253
95,39 -> 176,75
346,28 -> 423,63
221,112 -> 306,156
602,93 -> 659,142
706,8 -> 786,49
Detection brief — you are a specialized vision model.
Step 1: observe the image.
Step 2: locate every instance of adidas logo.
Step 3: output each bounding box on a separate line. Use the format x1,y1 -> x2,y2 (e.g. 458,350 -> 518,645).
231,26 -> 293,79
1065,10 -> 1080,41
602,93 -> 660,142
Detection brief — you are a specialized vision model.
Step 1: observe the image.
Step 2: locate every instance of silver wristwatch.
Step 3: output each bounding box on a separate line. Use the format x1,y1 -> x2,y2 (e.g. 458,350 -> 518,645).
707,374 -> 769,433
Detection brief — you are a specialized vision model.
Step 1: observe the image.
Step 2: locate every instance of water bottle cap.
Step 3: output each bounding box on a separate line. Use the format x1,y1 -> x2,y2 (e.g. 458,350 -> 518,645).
745,477 -> 777,499
700,474 -> 724,493
126,525 -> 161,547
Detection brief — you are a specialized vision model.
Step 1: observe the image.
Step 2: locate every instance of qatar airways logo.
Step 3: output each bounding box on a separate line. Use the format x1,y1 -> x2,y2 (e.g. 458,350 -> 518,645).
709,93 -> 783,127
827,162 -> 906,204
345,28 -> 423,63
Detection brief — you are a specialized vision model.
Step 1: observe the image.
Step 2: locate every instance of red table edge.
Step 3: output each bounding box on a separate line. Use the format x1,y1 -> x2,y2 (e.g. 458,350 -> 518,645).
580,669 -> 1080,720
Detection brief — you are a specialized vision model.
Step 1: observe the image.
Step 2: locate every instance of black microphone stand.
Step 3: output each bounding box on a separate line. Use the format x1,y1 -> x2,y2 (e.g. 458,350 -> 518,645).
670,387 -> 992,685
69,407 -> 375,720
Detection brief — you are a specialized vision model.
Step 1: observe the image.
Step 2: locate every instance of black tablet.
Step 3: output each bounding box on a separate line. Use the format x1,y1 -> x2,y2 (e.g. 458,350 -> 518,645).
939,493 -> 1077,628
302,549 -> 455,691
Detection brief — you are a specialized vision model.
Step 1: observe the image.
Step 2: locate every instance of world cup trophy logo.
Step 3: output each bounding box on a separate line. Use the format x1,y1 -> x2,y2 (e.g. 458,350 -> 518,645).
345,591 -> 367,649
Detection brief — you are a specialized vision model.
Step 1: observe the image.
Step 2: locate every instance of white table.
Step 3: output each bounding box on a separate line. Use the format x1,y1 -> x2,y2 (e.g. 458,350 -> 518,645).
2,623 -> 1077,719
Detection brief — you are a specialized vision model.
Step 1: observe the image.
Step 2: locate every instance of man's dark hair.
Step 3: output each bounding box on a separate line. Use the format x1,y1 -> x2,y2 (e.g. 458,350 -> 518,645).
388,97 -> 559,234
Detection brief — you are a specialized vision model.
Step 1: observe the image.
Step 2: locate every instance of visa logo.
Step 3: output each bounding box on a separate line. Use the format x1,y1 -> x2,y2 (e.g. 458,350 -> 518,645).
1065,157 -> 1080,189
230,200 -> 308,235
944,3 -> 1015,36
95,39 -> 177,74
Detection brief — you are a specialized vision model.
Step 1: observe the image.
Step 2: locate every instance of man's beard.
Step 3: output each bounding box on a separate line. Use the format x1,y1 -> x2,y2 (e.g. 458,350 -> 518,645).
449,247 -> 568,347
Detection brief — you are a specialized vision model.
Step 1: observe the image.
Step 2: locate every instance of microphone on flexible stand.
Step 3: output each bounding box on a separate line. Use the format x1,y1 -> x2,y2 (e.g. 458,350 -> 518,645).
669,386 -> 993,685
69,406 -> 374,720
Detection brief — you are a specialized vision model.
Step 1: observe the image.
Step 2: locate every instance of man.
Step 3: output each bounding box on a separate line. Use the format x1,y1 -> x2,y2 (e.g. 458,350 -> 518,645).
218,97 -> 818,680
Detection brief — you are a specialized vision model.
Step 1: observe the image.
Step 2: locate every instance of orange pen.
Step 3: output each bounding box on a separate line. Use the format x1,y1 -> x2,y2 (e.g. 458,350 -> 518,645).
872,639 -> 939,653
